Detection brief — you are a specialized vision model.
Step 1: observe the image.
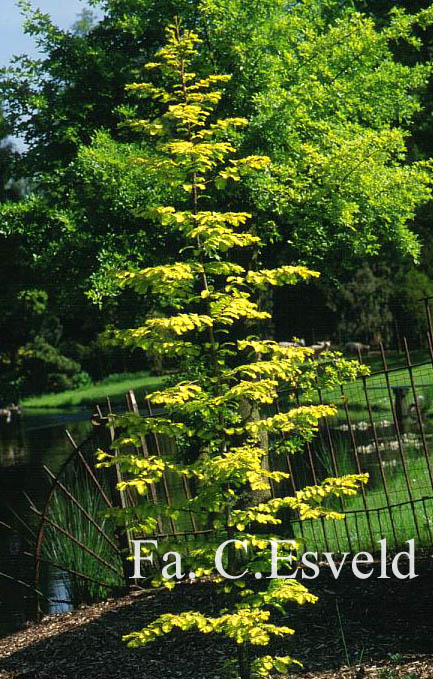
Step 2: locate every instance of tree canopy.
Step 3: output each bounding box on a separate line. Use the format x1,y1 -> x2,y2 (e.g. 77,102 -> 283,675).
1,0 -> 433,394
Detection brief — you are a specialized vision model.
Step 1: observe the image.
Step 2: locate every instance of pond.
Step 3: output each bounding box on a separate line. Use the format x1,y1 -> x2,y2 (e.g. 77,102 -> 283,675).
0,408 -> 93,637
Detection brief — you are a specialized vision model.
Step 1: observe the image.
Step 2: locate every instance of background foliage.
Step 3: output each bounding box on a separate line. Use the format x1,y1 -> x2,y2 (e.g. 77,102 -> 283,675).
1,0 -> 433,400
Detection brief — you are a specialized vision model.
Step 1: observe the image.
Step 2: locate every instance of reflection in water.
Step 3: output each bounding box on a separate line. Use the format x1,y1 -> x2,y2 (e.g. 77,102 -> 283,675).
46,570 -> 73,615
0,531 -> 28,634
0,409 -> 92,637
0,442 -> 29,468
0,417 -> 29,469
291,409 -> 433,503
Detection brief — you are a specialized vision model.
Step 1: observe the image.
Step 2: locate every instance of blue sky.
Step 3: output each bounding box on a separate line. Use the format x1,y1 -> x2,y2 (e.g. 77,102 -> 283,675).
0,1 -> 102,68
1,2 -> 103,147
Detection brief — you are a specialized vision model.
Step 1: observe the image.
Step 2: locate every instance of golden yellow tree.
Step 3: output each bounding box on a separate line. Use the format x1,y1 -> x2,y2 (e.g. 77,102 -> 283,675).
98,21 -> 368,678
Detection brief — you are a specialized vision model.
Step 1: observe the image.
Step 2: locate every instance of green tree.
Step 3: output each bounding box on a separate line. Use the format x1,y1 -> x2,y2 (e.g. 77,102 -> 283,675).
2,1 -> 433,261
397,267 -> 433,345
71,8 -> 98,37
0,111 -> 21,202
98,24 -> 368,679
2,1 -> 433,386
330,263 -> 394,346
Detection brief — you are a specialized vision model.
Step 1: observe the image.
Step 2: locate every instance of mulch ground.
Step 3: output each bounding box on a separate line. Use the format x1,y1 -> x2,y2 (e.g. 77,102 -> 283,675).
1,559 -> 433,678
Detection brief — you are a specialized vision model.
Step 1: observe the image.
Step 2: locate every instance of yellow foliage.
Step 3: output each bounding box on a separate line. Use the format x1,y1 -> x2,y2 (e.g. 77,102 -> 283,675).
105,19 -> 371,676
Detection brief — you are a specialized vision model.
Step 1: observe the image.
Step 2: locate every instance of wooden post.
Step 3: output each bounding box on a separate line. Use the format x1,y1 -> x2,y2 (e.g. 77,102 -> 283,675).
392,386 -> 410,434
105,402 -> 136,589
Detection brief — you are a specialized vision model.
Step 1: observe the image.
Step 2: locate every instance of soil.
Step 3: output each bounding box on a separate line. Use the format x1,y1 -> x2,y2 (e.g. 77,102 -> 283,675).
0,560 -> 433,679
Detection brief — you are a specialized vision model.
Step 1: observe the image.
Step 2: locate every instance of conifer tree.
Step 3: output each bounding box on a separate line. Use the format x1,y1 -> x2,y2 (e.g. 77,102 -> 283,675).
97,21 -> 368,678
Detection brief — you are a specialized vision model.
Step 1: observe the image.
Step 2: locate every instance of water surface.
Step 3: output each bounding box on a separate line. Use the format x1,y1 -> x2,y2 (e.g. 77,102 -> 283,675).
0,408 -> 93,636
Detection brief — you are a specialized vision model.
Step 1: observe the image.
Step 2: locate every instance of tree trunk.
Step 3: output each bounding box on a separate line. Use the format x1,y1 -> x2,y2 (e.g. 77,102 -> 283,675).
237,643 -> 252,679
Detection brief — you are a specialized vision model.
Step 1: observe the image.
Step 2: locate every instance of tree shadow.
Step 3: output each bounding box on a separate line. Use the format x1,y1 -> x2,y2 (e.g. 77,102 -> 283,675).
0,565 -> 433,677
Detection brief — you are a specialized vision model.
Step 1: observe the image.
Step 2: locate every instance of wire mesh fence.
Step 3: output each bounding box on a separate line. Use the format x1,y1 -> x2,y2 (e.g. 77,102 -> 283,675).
285,329 -> 433,554
4,302 -> 433,611
101,321 -> 433,557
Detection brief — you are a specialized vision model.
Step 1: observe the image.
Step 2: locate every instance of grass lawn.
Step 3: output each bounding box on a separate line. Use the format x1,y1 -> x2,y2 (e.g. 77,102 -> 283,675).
289,349 -> 433,553
293,453 -> 433,555
20,349 -> 433,412
309,350 -> 433,424
364,347 -> 432,373
20,371 -> 164,409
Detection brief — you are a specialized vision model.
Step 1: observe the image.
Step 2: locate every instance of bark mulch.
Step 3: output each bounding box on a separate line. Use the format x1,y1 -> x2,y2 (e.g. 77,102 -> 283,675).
0,560 -> 433,678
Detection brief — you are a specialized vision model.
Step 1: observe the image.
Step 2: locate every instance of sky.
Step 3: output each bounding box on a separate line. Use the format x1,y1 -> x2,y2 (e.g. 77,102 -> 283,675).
1,1 -> 103,148
0,1 -> 102,68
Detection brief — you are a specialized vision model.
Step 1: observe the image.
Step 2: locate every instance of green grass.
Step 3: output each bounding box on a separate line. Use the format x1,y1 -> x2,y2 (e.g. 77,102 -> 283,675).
307,355 -> 433,425
43,464 -> 124,604
292,439 -> 433,554
295,493 -> 433,558
19,350 -> 433,412
364,348 -> 431,374
20,371 -> 164,409
284,354 -> 433,554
